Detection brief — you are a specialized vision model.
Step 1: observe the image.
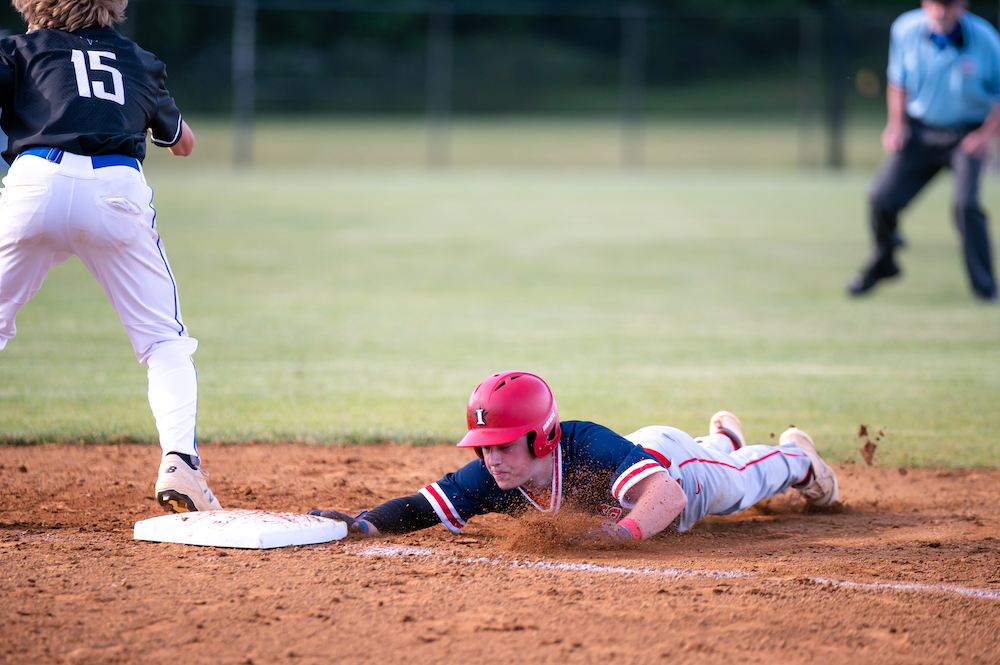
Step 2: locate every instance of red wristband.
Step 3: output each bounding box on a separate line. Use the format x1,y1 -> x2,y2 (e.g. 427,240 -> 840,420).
618,518 -> 643,541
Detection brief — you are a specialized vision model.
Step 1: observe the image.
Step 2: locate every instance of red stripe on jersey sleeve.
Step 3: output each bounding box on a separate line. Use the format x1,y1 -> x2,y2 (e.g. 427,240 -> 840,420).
642,447 -> 671,469
612,460 -> 666,502
420,484 -> 465,532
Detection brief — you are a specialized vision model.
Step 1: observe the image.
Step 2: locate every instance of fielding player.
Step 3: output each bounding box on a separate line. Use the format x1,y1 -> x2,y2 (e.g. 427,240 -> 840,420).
848,0 -> 1000,301
311,371 -> 839,544
0,0 -> 220,512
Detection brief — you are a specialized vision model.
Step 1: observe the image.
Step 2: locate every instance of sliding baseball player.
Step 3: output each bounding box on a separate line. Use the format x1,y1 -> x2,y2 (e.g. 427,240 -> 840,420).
311,371 -> 838,543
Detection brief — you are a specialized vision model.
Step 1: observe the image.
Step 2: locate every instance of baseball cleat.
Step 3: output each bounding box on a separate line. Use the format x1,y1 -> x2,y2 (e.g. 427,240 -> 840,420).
780,427 -> 839,506
155,453 -> 222,513
709,411 -> 745,450
847,257 -> 901,296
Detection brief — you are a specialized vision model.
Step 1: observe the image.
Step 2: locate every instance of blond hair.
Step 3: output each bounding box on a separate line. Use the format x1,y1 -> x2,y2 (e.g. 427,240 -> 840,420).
12,0 -> 127,32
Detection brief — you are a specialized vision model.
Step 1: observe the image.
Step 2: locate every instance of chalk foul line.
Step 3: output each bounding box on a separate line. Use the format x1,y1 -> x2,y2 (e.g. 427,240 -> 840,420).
346,544 -> 1000,602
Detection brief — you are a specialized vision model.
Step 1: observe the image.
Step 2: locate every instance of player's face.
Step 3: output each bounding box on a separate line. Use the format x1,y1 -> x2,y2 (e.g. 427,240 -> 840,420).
481,435 -> 549,490
922,0 -> 966,34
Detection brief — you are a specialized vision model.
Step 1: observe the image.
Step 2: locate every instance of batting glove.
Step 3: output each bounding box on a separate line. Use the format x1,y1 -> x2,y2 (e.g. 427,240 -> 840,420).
308,509 -> 371,535
569,518 -> 635,546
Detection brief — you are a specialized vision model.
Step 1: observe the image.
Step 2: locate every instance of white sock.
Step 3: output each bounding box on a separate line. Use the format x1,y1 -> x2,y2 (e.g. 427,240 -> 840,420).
147,340 -> 199,458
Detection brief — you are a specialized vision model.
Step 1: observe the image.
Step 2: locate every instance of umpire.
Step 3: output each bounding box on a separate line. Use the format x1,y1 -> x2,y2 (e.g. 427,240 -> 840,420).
848,0 -> 1000,301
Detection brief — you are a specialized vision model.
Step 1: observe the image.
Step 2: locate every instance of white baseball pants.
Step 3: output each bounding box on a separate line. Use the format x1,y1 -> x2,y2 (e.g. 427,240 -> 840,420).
0,150 -> 199,458
625,425 -> 812,532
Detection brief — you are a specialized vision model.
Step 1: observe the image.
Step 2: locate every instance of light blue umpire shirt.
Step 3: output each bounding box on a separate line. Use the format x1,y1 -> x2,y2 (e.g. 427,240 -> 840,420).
888,8 -> 1000,128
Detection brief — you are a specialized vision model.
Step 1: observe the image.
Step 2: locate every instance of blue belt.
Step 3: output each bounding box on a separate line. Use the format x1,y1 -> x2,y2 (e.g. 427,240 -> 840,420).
21,147 -> 140,171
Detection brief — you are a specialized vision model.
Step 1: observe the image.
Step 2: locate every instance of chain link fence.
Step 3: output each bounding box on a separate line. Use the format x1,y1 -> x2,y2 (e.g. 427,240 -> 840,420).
1,1 -> 997,168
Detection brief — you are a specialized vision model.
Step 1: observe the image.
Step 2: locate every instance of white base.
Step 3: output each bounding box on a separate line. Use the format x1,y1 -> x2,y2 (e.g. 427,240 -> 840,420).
133,509 -> 348,549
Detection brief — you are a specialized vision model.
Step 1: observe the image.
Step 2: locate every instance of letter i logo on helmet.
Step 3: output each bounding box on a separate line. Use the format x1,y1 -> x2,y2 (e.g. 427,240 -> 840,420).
457,371 -> 562,459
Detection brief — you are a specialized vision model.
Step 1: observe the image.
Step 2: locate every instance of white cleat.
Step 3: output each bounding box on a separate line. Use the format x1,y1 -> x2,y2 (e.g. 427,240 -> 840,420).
709,411 -> 746,450
155,453 -> 222,513
780,427 -> 839,507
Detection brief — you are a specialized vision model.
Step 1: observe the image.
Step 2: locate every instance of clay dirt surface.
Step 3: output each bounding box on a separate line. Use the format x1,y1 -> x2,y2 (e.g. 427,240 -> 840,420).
1,443 -> 999,665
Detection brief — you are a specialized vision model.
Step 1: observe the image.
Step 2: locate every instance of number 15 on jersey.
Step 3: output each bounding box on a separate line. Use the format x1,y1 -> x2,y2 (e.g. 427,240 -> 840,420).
71,49 -> 125,106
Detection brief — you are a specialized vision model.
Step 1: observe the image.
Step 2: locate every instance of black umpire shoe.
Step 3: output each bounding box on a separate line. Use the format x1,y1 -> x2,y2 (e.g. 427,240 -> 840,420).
847,258 -> 901,296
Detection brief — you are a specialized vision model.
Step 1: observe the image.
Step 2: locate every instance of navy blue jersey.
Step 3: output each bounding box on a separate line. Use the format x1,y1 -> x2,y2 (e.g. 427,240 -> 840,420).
0,26 -> 183,164
419,420 -> 667,532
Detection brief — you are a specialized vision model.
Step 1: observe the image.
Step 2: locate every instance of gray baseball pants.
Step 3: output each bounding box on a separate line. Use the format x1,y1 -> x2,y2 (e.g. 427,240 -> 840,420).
868,118 -> 997,299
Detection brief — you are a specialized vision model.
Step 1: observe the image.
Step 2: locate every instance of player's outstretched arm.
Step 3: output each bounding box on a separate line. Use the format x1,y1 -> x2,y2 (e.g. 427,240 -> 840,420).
167,120 -> 195,156
308,509 -> 381,537
310,492 -> 445,537
621,472 -> 688,540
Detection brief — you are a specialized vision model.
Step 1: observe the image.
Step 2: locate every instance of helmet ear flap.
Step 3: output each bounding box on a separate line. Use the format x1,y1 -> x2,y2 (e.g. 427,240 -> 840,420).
531,420 -> 561,457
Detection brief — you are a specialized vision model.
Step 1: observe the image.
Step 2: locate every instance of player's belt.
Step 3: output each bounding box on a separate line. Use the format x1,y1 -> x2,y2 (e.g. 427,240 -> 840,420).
20,147 -> 140,171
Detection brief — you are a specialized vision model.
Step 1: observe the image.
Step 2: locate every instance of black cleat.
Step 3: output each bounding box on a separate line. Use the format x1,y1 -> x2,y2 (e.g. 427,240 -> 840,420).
847,260 -> 901,296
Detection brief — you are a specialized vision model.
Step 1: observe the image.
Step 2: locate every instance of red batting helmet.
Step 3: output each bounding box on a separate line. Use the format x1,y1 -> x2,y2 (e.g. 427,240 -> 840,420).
456,371 -> 562,458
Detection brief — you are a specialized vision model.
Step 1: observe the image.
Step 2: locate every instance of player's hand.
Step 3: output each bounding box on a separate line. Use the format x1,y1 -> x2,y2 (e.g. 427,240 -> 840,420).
308,509 -> 371,535
568,518 -> 635,546
881,123 -> 906,153
960,129 -> 993,159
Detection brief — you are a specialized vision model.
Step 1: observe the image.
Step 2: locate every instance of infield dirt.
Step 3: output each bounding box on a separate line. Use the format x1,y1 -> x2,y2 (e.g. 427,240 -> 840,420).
2,443 -> 998,664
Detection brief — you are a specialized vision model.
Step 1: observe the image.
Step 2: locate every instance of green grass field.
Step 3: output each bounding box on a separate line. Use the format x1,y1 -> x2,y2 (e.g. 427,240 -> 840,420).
136,114 -> 886,172
1,118 -> 998,466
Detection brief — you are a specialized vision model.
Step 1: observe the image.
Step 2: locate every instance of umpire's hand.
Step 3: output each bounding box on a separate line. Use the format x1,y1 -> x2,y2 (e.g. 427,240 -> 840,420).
881,123 -> 906,153
961,128 -> 993,159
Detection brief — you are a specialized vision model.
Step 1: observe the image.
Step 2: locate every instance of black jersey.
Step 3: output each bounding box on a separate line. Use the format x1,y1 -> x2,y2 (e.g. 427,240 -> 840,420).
0,25 -> 183,165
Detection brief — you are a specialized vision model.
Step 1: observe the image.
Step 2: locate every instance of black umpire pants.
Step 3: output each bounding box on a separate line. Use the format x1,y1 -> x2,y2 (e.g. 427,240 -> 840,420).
868,118 -> 998,298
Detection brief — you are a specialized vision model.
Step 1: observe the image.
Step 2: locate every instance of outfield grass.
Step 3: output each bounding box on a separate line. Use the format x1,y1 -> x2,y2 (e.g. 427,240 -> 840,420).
1,119 -> 998,467
138,114 -> 887,172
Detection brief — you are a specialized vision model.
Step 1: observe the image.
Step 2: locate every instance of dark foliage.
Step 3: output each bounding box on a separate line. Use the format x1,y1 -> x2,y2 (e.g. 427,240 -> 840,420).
0,1 -> 996,115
